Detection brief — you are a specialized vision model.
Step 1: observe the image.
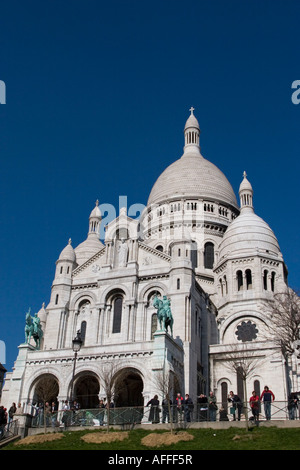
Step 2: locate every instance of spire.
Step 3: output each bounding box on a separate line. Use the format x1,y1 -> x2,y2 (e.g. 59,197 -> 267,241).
88,200 -> 102,238
183,107 -> 201,155
239,171 -> 254,213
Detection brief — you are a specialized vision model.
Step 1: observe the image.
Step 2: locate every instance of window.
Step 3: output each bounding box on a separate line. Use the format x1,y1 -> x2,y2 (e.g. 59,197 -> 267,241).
271,271 -> 276,292
55,294 -> 59,305
80,321 -> 87,345
237,271 -> 243,291
156,245 -> 163,252
221,382 -> 228,411
177,278 -> 180,290
263,270 -> 268,290
151,313 -> 157,339
204,242 -> 214,269
246,269 -> 252,290
112,296 -> 123,333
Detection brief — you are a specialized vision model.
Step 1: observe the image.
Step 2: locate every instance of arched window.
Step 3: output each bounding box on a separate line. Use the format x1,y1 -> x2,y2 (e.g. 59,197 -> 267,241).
246,269 -> 252,290
112,296 -> 123,333
156,245 -> 163,252
237,270 -> 243,291
151,313 -> 157,339
80,321 -> 87,345
237,366 -> 244,402
204,242 -> 214,269
271,271 -> 276,292
263,270 -> 268,290
221,382 -> 228,411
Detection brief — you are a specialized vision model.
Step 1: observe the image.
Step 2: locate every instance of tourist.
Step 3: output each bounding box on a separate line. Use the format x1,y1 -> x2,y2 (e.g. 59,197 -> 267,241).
175,392 -> 184,422
228,391 -> 242,421
288,392 -> 298,420
97,399 -> 105,426
162,394 -> 172,423
183,394 -> 194,422
208,391 -> 218,421
260,386 -> 275,420
7,402 -> 16,430
146,395 -> 160,423
197,394 -> 208,421
0,406 -> 7,440
249,391 -> 260,423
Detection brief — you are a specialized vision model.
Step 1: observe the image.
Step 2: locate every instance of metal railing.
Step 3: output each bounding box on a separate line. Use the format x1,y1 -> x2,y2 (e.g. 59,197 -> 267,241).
29,401 -> 300,428
0,419 -> 19,441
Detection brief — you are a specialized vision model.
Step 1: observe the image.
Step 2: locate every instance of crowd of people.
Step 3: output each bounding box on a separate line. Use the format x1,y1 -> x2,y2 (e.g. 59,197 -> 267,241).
1,384 -> 300,435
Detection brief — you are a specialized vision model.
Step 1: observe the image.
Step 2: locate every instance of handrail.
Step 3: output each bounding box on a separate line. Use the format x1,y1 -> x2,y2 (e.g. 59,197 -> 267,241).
28,401 -> 299,428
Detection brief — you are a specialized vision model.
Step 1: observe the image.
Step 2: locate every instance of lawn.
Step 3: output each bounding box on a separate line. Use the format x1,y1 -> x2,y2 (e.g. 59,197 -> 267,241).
3,426 -> 300,451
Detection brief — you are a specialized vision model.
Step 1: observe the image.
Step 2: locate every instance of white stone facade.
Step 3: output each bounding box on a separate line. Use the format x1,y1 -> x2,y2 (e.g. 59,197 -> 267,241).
2,110 -> 294,412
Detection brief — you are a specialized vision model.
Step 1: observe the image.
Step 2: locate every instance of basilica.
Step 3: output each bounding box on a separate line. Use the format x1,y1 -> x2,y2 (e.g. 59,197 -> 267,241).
2,109 -> 292,412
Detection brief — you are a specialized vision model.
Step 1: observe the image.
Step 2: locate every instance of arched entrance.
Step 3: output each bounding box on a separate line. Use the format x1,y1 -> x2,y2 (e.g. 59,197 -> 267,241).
114,368 -> 144,407
73,372 -> 100,408
32,374 -> 59,406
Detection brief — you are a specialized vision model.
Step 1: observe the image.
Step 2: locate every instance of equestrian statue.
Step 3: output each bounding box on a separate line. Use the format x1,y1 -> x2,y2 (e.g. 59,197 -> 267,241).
153,294 -> 174,336
25,308 -> 43,350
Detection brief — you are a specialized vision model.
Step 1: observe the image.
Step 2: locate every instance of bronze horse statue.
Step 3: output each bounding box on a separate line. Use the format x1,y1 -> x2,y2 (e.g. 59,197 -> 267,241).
153,295 -> 173,336
25,308 -> 43,349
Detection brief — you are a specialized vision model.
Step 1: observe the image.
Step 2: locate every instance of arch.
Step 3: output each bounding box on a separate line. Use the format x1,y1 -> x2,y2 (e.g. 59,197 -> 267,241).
100,284 -> 131,305
70,291 -> 97,311
72,371 -> 100,409
155,244 -> 164,252
30,373 -> 60,406
113,367 -> 144,407
219,311 -> 271,344
138,281 -> 167,303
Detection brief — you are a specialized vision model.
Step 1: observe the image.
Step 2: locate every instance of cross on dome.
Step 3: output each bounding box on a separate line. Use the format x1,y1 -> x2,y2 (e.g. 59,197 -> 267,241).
189,106 -> 195,115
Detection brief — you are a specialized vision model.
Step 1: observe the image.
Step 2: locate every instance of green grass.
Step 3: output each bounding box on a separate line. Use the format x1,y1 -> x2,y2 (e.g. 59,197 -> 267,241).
3,426 -> 300,451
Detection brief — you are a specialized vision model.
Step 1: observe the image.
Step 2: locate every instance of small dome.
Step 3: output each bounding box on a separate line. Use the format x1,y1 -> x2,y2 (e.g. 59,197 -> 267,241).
184,107 -> 200,130
219,210 -> 281,260
75,237 -> 104,266
59,239 -> 76,262
239,171 -> 253,193
219,173 -> 281,260
37,302 -> 47,323
90,199 -> 101,219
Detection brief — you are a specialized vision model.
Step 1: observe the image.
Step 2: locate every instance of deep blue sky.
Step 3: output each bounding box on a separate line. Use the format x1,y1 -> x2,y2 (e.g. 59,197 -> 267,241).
0,0 -> 299,372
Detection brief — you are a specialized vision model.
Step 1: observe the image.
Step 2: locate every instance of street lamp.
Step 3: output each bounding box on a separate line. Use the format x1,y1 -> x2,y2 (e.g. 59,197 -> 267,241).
70,330 -> 83,404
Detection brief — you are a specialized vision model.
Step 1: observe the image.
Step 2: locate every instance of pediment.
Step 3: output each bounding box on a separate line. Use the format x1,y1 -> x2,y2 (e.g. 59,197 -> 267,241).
72,246 -> 106,279
138,242 -> 171,267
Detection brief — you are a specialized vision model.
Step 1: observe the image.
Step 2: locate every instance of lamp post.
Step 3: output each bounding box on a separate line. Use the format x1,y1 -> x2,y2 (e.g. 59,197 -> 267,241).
70,330 -> 83,405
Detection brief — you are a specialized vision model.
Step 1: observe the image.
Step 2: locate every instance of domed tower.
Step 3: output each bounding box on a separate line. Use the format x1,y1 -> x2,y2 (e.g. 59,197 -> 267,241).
75,200 -> 104,265
50,238 -> 77,307
214,172 -> 287,310
141,108 -> 239,292
210,173 -> 289,406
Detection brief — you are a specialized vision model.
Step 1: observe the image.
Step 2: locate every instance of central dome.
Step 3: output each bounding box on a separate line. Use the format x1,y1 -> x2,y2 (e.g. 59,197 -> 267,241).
147,153 -> 238,208
147,110 -> 238,209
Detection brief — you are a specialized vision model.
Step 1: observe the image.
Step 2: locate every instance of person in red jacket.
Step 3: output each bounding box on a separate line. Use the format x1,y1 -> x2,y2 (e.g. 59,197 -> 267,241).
260,385 -> 275,420
249,391 -> 260,422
